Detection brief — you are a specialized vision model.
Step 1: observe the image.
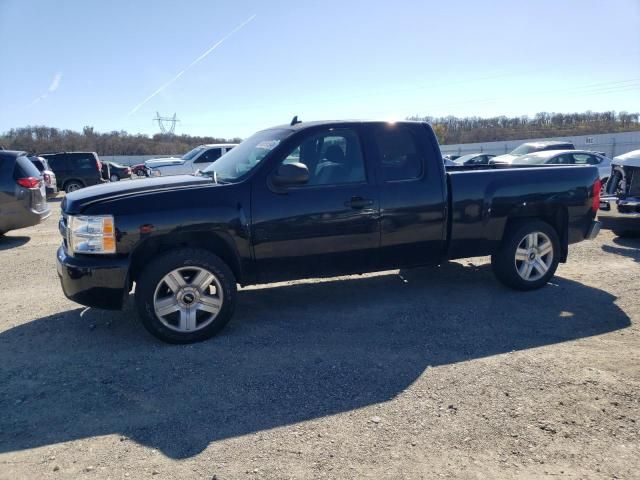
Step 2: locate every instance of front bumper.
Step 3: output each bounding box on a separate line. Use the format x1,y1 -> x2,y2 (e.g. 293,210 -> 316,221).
598,196 -> 640,232
56,245 -> 130,310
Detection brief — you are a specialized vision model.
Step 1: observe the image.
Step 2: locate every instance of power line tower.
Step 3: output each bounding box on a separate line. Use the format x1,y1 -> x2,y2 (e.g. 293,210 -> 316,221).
154,112 -> 179,135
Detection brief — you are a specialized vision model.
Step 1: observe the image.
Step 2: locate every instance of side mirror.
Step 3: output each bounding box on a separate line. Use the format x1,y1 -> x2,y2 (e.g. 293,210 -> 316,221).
271,162 -> 309,187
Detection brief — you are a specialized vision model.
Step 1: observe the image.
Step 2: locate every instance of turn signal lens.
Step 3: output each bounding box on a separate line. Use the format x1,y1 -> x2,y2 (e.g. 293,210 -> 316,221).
592,178 -> 602,212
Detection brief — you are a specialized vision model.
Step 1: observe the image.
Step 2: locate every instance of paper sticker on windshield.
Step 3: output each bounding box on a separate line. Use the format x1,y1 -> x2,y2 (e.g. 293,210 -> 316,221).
256,140 -> 280,150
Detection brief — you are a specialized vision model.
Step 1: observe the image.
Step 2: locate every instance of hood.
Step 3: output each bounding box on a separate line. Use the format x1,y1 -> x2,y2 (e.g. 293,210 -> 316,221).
612,150 -> 640,168
62,175 -> 212,214
490,153 -> 519,164
145,157 -> 184,168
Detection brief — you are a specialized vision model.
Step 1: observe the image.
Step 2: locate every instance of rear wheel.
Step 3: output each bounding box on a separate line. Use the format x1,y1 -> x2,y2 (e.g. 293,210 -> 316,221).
110,174 -> 120,182
135,248 -> 237,343
492,220 -> 560,290
64,181 -> 83,193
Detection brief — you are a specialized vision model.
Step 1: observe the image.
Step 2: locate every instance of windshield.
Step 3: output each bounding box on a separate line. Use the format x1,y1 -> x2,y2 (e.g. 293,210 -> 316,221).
454,153 -> 479,164
510,144 -> 538,156
511,154 -> 547,164
201,129 -> 291,182
182,146 -> 206,160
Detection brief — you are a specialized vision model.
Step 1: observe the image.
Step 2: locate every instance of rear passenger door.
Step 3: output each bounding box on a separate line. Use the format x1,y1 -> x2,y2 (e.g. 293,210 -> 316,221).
372,123 -> 447,269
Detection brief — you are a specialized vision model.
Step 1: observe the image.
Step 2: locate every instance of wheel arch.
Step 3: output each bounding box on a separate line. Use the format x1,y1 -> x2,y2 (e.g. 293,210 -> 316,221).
128,231 -> 243,286
502,205 -> 568,262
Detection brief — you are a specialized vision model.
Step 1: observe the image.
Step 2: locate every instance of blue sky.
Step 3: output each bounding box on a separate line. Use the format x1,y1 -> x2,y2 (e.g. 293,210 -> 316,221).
1,0 -> 639,138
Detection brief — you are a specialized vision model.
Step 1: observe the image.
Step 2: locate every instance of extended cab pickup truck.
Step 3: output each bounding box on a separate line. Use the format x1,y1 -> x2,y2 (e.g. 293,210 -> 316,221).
57,120 -> 602,343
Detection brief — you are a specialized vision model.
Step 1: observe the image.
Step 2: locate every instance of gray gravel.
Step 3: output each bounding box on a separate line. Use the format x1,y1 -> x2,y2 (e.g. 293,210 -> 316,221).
0,199 -> 638,479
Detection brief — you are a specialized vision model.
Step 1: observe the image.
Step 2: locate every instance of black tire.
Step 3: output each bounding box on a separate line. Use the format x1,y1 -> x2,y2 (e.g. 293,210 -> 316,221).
135,248 -> 237,344
491,220 -> 560,291
110,174 -> 120,182
64,180 -> 84,193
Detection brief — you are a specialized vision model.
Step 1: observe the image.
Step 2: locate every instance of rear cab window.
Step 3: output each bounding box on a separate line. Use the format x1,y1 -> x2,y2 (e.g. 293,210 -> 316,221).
375,127 -> 423,181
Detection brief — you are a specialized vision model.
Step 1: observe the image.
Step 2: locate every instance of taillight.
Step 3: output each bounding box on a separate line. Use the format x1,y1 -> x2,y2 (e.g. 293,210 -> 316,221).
43,173 -> 51,184
592,178 -> 602,212
17,177 -> 41,189
95,158 -> 102,172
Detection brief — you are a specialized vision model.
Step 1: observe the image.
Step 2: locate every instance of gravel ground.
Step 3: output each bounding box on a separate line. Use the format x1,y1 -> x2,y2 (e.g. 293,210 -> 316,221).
0,199 -> 638,479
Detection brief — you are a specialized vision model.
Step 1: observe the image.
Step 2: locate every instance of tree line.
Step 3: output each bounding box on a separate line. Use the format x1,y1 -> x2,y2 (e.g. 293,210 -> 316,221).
1,111 -> 639,153
407,111 -> 640,144
0,126 -> 241,156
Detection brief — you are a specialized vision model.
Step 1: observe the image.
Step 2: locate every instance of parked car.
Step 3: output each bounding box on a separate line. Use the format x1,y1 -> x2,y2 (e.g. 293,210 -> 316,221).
442,154 -> 460,162
40,152 -> 105,193
0,151 -> 51,235
29,155 -> 58,198
131,163 -> 149,177
145,144 -> 237,177
509,150 -> 612,183
491,140 -> 576,165
101,161 -> 132,182
599,149 -> 640,237
57,120 -> 601,344
452,153 -> 496,166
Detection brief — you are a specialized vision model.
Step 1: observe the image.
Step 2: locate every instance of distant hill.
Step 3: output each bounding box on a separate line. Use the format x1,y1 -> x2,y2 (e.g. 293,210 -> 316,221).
0,126 -> 241,156
407,111 -> 640,144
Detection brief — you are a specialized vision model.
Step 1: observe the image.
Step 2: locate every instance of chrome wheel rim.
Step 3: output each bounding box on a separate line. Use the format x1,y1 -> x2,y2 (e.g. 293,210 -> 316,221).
67,183 -> 81,192
153,266 -> 223,333
110,174 -> 119,182
514,231 -> 553,282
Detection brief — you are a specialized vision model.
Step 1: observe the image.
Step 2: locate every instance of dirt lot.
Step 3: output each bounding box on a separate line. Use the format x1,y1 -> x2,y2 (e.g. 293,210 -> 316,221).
0,199 -> 638,479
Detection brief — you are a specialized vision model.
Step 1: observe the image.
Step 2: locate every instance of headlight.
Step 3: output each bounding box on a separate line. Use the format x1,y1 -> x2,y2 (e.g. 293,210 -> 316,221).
68,215 -> 116,254
150,169 -> 162,177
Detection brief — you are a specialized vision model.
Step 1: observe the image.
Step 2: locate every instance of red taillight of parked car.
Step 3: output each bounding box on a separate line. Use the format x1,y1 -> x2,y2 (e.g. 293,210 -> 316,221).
43,173 -> 51,184
16,177 -> 41,189
592,178 -> 602,212
126,167 -> 132,175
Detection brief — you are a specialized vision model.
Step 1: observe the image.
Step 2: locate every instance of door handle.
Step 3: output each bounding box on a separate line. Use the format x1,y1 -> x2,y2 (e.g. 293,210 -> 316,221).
346,196 -> 373,209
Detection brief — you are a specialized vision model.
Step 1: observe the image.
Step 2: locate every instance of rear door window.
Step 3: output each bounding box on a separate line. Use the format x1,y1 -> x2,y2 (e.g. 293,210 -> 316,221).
375,128 -> 423,181
71,155 -> 96,170
572,153 -> 600,165
46,156 -> 66,171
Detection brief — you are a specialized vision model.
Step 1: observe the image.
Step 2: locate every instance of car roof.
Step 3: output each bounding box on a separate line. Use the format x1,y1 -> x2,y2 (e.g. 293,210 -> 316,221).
266,119 -> 424,132
200,143 -> 238,148
522,149 -> 602,158
0,150 -> 26,160
524,140 -> 574,147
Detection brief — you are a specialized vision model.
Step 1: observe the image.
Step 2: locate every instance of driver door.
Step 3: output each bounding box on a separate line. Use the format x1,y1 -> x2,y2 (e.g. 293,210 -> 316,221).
250,127 -> 380,282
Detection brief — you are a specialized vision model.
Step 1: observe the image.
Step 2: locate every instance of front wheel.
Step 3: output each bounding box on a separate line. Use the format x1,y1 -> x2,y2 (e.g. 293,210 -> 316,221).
491,220 -> 560,291
110,174 -> 120,182
135,248 -> 237,343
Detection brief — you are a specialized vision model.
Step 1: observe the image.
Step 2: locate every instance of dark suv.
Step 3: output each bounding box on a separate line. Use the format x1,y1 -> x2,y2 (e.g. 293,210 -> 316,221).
40,152 -> 105,193
0,151 -> 50,235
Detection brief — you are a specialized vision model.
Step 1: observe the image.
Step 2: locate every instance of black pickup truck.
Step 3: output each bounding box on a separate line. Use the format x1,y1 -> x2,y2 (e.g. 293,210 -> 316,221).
57,120 -> 601,343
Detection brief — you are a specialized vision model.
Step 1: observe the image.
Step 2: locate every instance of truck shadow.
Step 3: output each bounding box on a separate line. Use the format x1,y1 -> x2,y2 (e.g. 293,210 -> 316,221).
0,262 -> 630,459
0,235 -> 30,251
602,237 -> 640,263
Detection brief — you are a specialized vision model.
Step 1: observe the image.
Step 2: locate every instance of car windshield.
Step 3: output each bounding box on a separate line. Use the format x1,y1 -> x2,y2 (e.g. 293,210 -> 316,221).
182,146 -> 206,160
511,154 -> 547,164
201,129 -> 291,182
510,144 -> 538,155
454,153 -> 479,163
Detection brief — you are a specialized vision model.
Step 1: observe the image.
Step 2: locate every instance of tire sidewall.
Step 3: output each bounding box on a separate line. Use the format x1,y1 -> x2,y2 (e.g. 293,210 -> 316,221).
65,181 -> 83,193
135,249 -> 237,344
492,220 -> 560,291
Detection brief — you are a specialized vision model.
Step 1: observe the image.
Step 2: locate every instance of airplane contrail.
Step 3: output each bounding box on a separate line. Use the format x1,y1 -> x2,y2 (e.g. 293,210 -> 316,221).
128,14 -> 257,116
